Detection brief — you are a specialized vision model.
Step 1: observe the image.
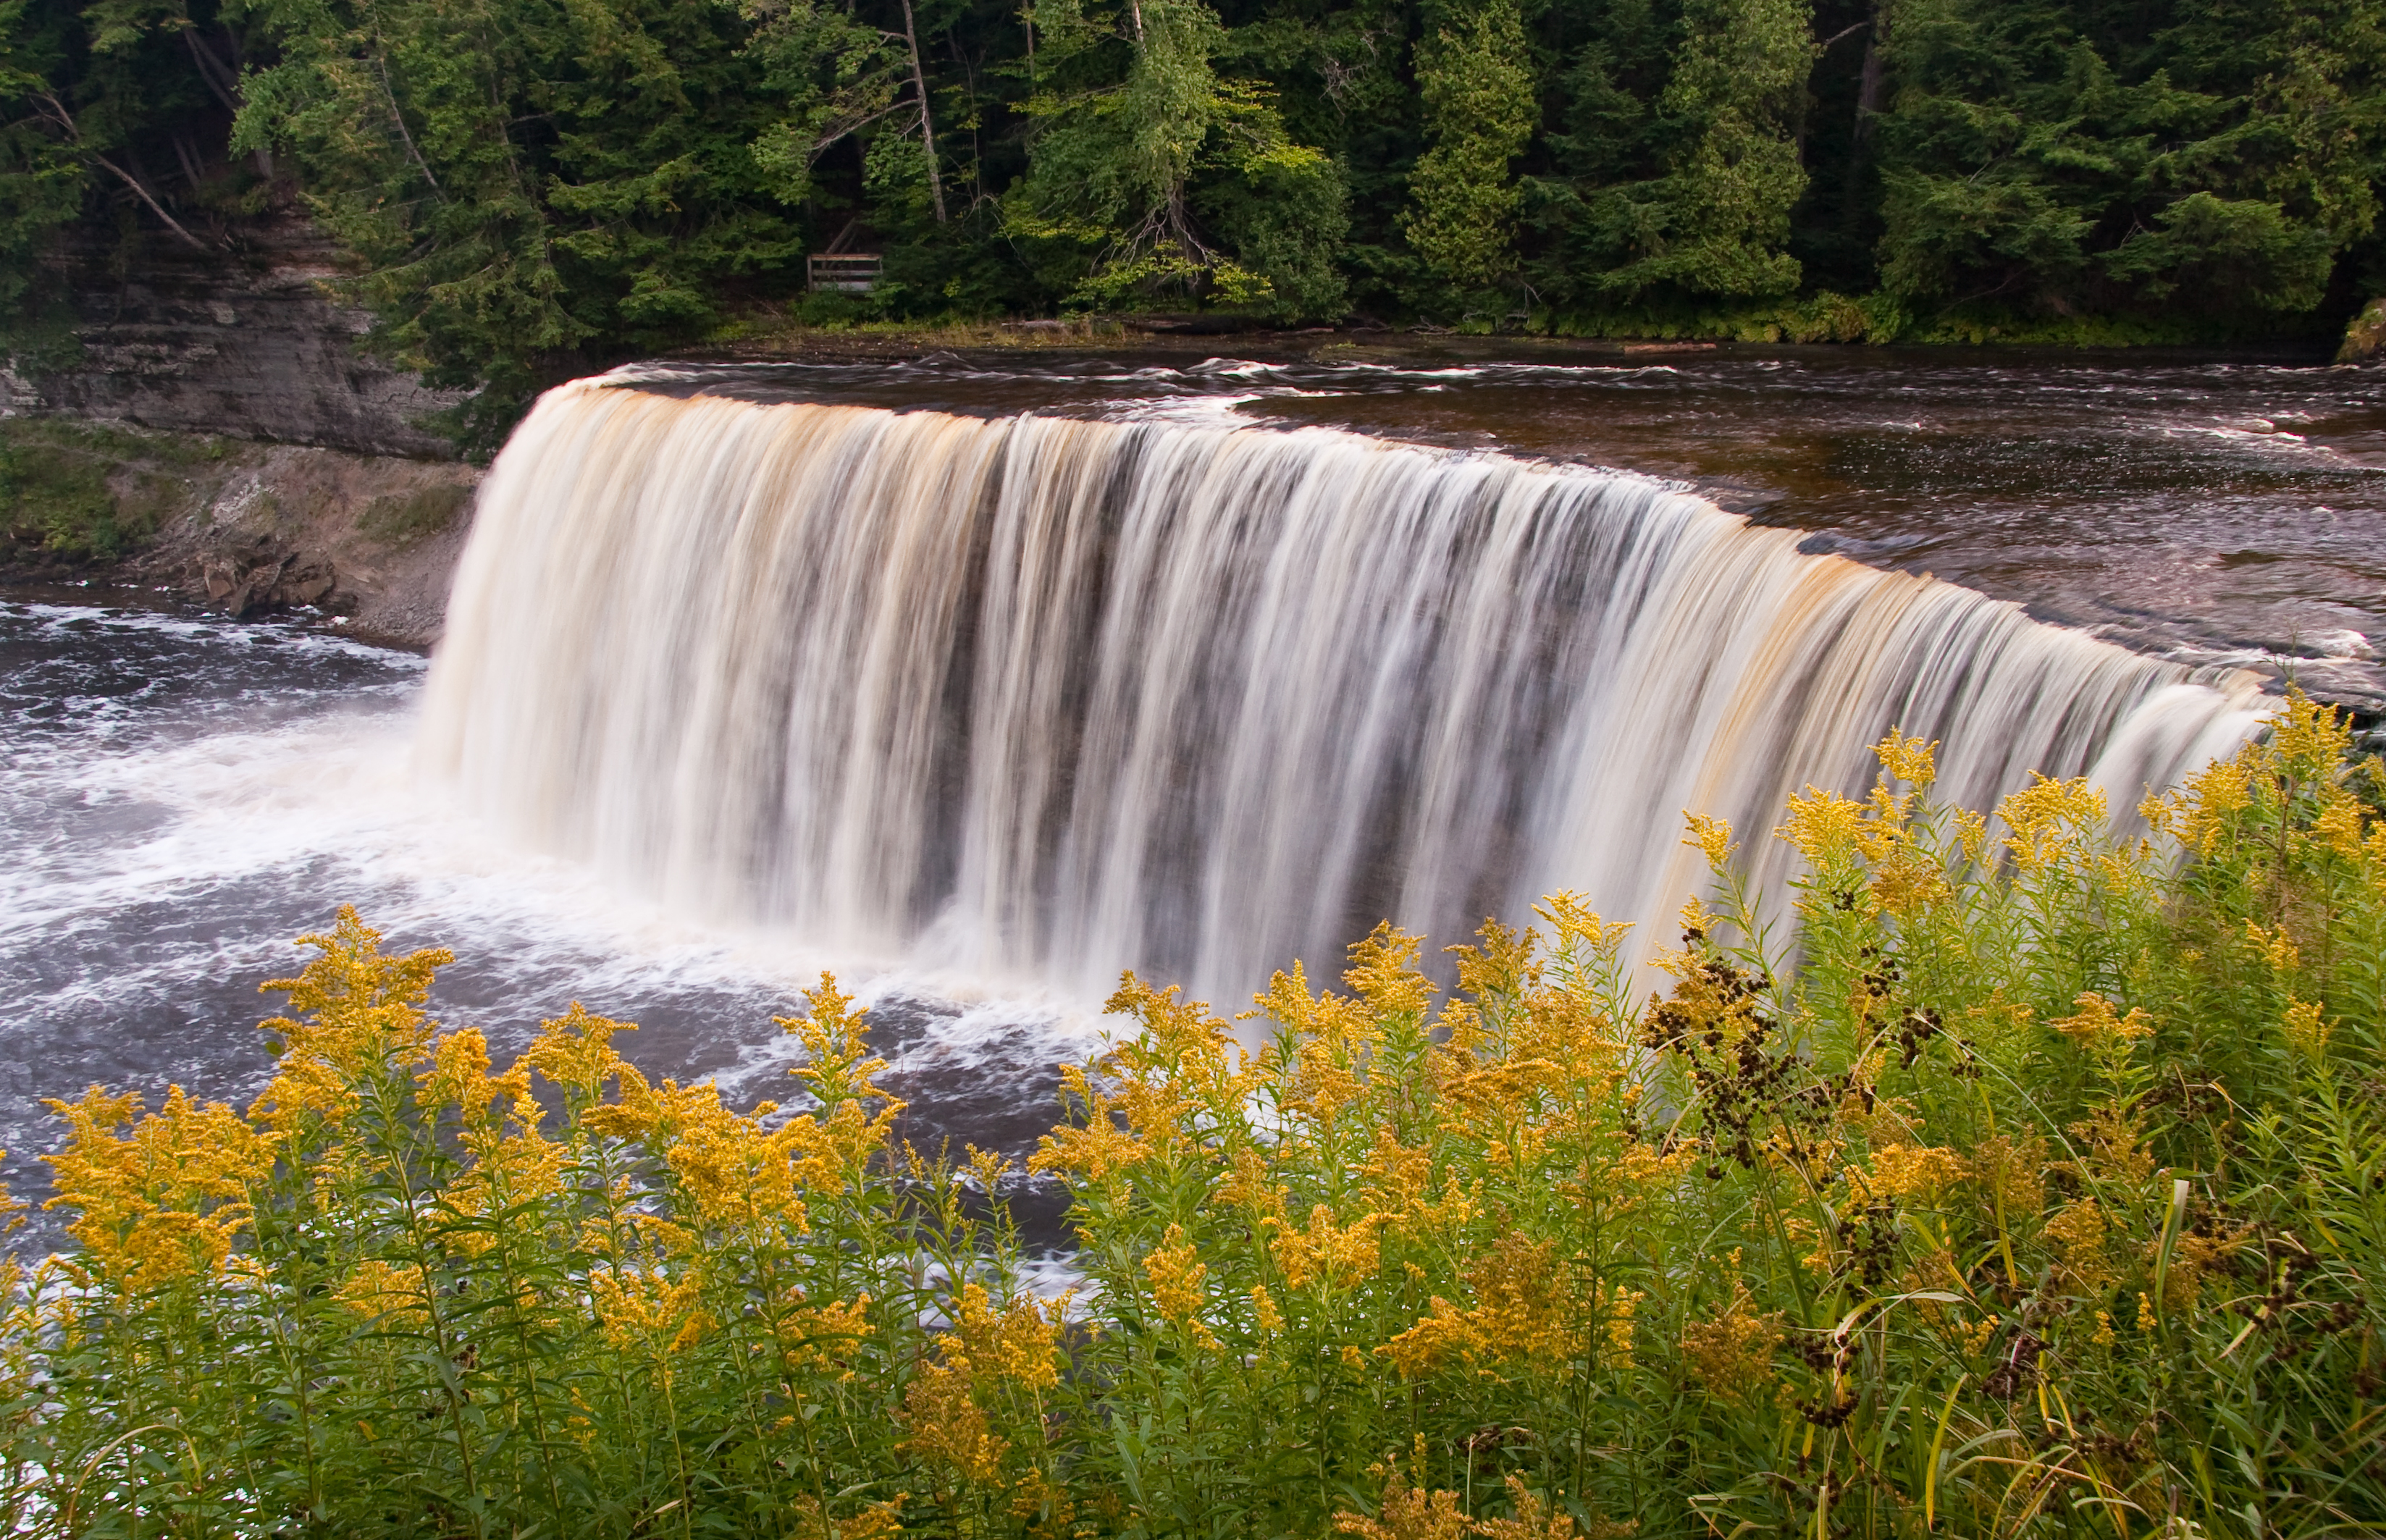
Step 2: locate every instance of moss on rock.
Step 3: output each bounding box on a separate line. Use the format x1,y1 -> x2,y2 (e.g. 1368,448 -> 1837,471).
2338,298 -> 2386,364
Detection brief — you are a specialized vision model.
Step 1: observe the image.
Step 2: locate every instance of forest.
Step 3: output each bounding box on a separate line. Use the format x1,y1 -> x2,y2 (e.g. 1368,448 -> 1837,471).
4,0 -> 2384,434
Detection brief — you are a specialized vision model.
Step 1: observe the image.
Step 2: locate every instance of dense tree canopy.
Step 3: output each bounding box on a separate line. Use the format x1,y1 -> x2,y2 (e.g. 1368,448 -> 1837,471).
4,0 -> 2383,429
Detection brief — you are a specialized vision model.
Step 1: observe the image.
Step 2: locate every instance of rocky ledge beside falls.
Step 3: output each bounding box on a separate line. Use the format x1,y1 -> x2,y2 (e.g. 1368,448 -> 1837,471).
2,217 -> 480,644
1,417 -> 480,647
2340,299 -> 2386,365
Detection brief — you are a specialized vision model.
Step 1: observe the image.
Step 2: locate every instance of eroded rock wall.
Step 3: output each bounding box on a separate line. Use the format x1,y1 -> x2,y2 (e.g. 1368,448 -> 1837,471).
3,218 -> 481,643
1,418 -> 477,646
1,216 -> 469,458
151,445 -> 480,646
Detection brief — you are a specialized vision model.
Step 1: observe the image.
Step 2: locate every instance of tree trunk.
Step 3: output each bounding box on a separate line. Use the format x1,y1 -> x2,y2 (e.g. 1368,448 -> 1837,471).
897,0 -> 949,223
1841,0 -> 1887,227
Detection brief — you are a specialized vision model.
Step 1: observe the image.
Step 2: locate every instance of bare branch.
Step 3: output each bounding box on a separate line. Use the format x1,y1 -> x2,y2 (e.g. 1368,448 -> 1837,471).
35,91 -> 214,249
807,98 -> 915,164
183,26 -> 243,114
376,51 -> 445,198
90,152 -> 216,249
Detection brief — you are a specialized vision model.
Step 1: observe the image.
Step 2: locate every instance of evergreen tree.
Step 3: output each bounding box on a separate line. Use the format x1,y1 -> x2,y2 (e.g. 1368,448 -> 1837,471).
1595,0 -> 1815,300
7,0 -> 2385,428
0,0 -> 87,324
1009,0 -> 1345,315
1525,0 -> 1815,310
1402,0 -> 1533,290
1873,0 -> 2384,325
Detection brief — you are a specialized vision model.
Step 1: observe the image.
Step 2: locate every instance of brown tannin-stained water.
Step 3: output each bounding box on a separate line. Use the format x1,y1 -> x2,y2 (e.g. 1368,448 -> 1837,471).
634,342 -> 2386,710
1,344 -> 2377,1245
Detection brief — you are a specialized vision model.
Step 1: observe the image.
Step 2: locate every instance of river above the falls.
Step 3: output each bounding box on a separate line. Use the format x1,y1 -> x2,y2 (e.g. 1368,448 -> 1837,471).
1,343 -> 2377,1244
635,341 -> 2386,710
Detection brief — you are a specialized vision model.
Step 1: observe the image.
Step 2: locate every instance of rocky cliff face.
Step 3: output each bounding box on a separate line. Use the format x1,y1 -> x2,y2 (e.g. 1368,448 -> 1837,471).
2,415 -> 478,646
2,217 -> 480,641
1,216 -> 470,458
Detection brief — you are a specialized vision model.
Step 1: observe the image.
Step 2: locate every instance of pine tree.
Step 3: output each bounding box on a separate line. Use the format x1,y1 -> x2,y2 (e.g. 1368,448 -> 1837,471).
1872,0 -> 2385,325
1401,0 -> 1534,289
1008,0 -> 1345,314
1595,0 -> 1817,300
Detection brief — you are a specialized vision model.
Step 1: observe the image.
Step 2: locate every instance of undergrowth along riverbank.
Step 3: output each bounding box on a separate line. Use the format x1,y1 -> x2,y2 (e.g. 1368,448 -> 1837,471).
5,693 -> 2381,1538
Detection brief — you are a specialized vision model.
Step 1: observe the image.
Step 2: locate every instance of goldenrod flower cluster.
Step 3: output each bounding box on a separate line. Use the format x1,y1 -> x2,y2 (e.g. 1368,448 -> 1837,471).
4,693 -> 2380,1538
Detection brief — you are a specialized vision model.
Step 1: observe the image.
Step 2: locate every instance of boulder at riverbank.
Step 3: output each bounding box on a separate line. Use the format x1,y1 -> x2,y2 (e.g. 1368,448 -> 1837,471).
2340,299 -> 2386,363
1,418 -> 477,647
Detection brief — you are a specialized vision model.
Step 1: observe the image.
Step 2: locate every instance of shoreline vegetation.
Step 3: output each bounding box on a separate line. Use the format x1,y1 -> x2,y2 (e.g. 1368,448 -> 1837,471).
5,0 -> 2383,445
4,693 -> 2380,1536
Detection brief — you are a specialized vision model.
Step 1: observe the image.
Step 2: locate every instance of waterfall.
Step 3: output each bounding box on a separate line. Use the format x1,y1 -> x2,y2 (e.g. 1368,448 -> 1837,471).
418,376 -> 2269,1003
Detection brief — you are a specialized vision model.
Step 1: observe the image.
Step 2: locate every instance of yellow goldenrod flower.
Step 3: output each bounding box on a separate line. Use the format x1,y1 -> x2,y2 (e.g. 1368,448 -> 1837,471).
2174,756 -> 2251,855
1028,1065 -> 1152,1182
1144,1224 -> 1216,1347
1448,916 -> 1539,1001
2267,686 -> 2353,781
1779,787 -> 1867,863
1270,1203 -> 1387,1291
1865,1143 -> 1966,1203
2041,1199 -> 2116,1292
1343,922 -> 1435,1019
938,1279 -> 1064,1392
591,1264 -> 710,1354
335,1258 -> 430,1328
2282,997 -> 2330,1059
2243,920 -> 2301,976
521,1001 -> 637,1103
2049,992 -> 2154,1051
1965,1133 -> 2049,1221
1873,727 -> 1938,789
1532,893 -> 1634,956
1332,1470 -> 1468,1540
248,906 -> 453,1134
1679,1274 -> 1783,1401
901,1360 -> 1007,1485
43,1084 -> 277,1292
1682,811 -> 1734,867
1250,1283 -> 1285,1337
1999,773 -> 2106,873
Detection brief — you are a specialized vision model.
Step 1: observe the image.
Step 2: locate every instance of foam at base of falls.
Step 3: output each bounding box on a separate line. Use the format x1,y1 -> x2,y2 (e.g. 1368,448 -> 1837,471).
418,376 -> 2269,1003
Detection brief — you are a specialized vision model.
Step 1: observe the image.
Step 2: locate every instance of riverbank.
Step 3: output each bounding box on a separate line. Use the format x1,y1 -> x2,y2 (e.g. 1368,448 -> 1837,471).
0,416 -> 475,647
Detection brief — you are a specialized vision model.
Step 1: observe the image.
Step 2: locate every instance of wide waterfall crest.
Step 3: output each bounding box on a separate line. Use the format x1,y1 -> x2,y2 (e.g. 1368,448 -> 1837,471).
419,376 -> 2267,1001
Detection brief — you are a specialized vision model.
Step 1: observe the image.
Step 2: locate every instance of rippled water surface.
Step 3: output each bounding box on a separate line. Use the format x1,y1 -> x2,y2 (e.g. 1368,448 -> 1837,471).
1,346 -> 2377,1238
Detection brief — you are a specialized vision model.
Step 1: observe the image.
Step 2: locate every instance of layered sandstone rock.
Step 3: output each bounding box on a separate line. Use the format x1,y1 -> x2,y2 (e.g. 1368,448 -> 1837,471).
1,216 -> 469,458
3,218 -> 479,642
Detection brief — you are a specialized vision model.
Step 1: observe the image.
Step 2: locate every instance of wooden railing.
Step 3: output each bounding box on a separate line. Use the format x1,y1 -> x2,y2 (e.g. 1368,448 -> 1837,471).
807,253 -> 883,293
